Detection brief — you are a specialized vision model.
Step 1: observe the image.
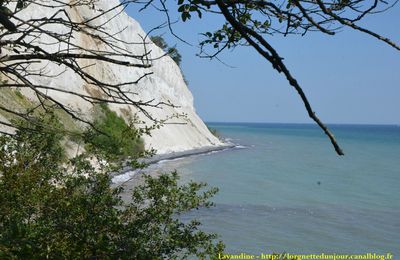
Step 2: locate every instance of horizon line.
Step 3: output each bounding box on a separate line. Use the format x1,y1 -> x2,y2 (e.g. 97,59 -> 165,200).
204,121 -> 400,126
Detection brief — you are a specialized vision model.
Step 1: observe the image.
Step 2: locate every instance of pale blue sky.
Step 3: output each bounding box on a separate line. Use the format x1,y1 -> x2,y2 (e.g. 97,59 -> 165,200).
126,3 -> 400,125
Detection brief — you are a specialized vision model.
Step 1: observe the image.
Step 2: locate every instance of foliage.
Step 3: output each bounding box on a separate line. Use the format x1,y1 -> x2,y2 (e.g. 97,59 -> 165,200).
151,35 -> 169,50
83,103 -> 145,161
0,117 -> 225,259
168,47 -> 183,67
169,0 -> 400,155
1,0 -> 165,138
150,35 -> 187,84
151,35 -> 183,66
207,126 -> 220,139
0,2 -> 227,258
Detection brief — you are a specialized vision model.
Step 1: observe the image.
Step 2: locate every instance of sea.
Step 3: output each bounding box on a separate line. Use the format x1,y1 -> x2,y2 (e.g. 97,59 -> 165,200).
115,123 -> 400,256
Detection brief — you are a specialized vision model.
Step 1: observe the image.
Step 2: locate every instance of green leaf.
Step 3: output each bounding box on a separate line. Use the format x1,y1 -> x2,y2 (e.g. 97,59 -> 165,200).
178,0 -> 184,5
178,5 -> 185,12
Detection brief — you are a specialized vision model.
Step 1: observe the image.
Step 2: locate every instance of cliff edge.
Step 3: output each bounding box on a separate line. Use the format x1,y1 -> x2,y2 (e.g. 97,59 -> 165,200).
0,0 -> 222,154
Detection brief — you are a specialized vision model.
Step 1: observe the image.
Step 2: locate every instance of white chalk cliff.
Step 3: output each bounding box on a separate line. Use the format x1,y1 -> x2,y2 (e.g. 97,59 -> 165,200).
1,0 -> 222,154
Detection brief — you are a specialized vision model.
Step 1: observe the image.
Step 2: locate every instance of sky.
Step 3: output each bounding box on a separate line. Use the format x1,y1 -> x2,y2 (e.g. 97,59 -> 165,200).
125,3 -> 400,125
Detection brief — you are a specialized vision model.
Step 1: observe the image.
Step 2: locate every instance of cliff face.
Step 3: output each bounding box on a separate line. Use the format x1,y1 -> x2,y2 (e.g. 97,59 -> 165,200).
1,0 -> 222,154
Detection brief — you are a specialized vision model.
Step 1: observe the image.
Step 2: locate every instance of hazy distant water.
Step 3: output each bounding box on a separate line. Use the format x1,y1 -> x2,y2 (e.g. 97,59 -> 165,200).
153,123 -> 400,255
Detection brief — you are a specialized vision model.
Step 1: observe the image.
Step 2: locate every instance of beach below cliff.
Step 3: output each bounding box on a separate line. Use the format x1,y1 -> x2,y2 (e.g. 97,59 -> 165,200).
111,142 -> 235,195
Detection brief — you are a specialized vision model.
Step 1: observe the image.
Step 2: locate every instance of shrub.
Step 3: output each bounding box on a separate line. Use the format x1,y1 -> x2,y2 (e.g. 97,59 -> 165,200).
84,103 -> 144,161
167,47 -> 182,66
151,35 -> 182,66
207,126 -> 221,139
0,116 -> 225,259
150,35 -> 168,50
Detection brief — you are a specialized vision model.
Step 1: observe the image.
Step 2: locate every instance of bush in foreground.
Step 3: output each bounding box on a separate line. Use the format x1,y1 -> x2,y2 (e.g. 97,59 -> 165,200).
0,116 -> 224,259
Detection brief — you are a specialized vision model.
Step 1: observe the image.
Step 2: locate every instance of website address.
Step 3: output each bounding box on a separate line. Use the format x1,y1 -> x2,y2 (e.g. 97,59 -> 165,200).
218,253 -> 394,260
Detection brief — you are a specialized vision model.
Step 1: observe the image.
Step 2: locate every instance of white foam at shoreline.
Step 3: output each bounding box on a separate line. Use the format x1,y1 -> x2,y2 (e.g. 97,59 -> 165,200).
235,145 -> 248,149
112,170 -> 138,183
157,157 -> 185,164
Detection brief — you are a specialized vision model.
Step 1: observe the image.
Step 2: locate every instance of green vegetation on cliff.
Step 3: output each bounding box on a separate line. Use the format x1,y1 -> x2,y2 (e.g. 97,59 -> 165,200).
0,116 -> 225,259
83,103 -> 144,161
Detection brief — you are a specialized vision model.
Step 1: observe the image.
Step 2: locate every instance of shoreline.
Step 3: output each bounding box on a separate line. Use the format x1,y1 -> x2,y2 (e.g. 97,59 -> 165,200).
112,142 -> 236,183
142,143 -> 236,165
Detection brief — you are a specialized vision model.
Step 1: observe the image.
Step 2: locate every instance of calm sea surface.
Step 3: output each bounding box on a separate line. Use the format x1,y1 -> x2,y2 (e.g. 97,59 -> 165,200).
120,123 -> 400,255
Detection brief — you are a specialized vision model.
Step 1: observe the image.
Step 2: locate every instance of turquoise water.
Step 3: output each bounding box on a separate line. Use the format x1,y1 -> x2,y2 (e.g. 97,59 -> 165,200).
160,123 -> 400,255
